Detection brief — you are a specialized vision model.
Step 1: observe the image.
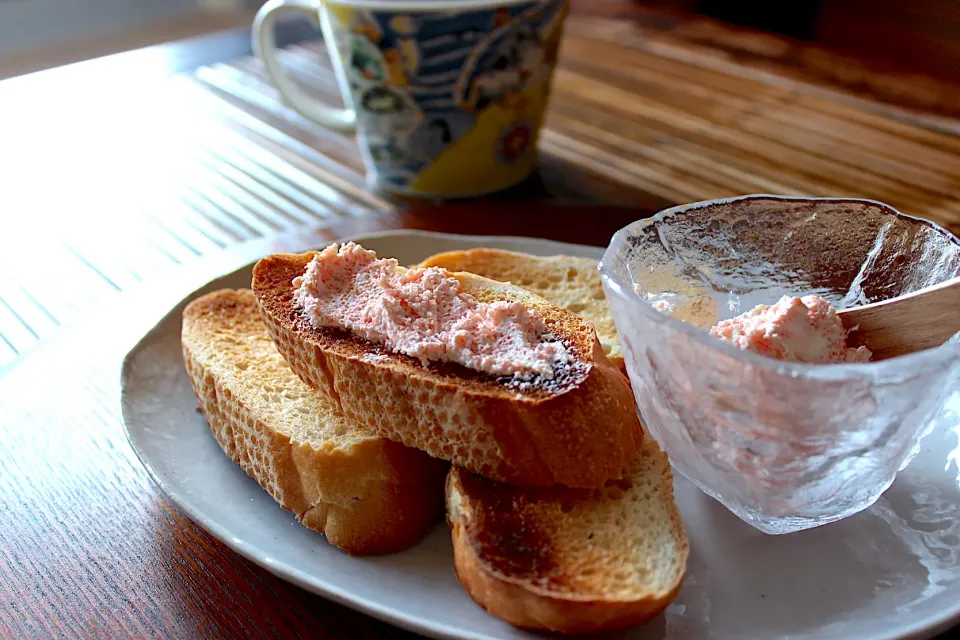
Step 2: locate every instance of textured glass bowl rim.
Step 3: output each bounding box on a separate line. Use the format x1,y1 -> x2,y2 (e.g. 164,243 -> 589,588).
599,194 -> 960,380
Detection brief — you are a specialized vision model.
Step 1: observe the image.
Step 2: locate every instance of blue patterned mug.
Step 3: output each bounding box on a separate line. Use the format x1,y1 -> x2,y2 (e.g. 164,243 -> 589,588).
255,0 -> 568,197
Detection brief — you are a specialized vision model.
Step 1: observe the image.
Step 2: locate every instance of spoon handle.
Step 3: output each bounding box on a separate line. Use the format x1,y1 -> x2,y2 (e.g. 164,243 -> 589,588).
837,276 -> 960,360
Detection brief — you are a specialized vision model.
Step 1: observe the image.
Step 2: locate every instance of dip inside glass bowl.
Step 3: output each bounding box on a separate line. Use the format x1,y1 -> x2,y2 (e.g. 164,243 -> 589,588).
600,195 -> 960,534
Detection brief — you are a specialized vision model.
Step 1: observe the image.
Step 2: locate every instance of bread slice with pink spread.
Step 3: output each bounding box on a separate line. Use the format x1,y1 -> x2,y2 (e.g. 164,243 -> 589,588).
251,243 -> 642,489
418,248 -> 625,374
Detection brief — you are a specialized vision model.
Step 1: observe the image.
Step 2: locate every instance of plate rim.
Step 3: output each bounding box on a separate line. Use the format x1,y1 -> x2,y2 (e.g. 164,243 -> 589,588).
119,229 -> 960,640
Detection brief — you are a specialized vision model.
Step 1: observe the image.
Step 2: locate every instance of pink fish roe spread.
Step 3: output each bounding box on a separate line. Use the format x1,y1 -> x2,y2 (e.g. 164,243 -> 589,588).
293,242 -> 572,380
710,295 -> 871,364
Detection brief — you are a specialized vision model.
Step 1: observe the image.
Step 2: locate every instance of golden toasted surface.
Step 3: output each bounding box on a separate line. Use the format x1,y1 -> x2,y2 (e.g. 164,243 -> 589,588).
252,251 -> 642,489
181,289 -> 447,555
419,248 -> 623,371
446,432 -> 689,633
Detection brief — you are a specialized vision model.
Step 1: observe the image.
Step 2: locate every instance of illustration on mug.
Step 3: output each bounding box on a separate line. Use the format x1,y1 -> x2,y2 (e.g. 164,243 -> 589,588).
330,0 -> 568,194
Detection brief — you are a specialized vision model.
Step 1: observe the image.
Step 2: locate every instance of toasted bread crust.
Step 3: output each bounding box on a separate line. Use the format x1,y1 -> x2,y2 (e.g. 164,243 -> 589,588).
450,522 -> 680,633
182,289 -> 447,555
252,252 -> 642,489
446,434 -> 689,634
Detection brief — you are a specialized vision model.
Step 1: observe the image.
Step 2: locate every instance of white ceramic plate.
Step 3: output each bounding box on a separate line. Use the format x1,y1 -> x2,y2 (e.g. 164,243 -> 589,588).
121,230 -> 960,640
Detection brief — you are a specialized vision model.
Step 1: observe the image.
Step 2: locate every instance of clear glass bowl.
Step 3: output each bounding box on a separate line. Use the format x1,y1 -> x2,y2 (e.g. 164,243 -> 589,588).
599,195 -> 960,534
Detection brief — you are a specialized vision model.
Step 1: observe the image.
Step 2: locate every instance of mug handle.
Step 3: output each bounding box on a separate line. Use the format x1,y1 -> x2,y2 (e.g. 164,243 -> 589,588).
253,0 -> 357,132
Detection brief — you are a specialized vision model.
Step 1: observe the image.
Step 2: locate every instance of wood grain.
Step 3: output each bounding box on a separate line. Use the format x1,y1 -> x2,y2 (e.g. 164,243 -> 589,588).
0,219 -> 415,640
815,0 -> 960,82
1,0 -> 959,637
840,276 -> 960,360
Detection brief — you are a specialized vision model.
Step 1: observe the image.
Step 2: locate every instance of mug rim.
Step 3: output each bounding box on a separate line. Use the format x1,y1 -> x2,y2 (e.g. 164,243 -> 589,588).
321,0 -> 544,11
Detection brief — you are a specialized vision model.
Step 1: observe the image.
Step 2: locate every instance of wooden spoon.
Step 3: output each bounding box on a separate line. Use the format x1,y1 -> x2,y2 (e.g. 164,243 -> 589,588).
838,276 -> 960,360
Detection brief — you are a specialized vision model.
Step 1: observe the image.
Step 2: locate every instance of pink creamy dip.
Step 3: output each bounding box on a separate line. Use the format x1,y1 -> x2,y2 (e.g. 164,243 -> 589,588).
710,295 -> 871,364
292,242 -> 572,380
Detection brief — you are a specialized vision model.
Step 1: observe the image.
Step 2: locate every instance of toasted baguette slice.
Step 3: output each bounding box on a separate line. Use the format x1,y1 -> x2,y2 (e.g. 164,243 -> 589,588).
446,432 -> 688,634
181,289 -> 448,555
252,251 -> 642,489
419,248 -> 624,372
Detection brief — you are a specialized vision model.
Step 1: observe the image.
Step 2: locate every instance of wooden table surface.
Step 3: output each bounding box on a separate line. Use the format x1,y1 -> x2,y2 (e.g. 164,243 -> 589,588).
2,1 -> 959,637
